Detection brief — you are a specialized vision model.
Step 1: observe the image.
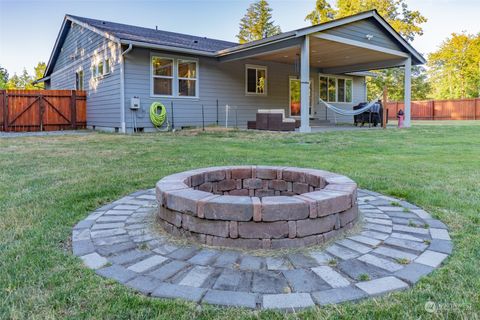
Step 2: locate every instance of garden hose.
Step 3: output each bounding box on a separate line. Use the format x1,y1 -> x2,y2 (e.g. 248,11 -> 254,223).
150,102 -> 167,128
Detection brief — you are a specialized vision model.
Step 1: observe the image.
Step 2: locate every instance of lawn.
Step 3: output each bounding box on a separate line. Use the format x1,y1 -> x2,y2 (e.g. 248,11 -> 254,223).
1,123 -> 479,319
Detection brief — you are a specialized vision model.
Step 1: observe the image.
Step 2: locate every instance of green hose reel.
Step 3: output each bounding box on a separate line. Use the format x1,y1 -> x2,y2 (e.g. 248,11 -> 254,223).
149,102 -> 167,128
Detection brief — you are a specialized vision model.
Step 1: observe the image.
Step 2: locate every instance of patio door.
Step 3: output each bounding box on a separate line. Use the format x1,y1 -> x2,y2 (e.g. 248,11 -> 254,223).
289,77 -> 313,117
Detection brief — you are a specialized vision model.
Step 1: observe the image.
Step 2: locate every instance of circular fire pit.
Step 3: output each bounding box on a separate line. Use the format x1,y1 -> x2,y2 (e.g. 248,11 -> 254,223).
156,166 -> 358,249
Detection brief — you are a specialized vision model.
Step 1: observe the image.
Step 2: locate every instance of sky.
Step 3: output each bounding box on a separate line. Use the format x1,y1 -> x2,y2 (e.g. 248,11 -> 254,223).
0,0 -> 479,76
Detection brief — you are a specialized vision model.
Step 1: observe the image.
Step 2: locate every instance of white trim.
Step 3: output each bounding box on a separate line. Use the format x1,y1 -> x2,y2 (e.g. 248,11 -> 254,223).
150,52 -> 199,99
75,67 -> 84,90
245,64 -> 268,96
319,74 -> 353,104
313,33 -> 408,58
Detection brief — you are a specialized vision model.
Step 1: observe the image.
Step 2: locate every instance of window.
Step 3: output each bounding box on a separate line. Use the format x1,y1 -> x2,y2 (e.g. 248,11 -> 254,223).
246,65 -> 267,95
104,59 -> 111,74
151,56 -> 198,97
178,59 -> 197,97
75,70 -> 84,90
319,75 -> 353,103
92,57 -> 110,79
152,57 -> 174,96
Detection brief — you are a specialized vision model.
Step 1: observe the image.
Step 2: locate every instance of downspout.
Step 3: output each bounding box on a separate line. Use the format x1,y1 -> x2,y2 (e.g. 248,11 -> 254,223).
120,43 -> 133,133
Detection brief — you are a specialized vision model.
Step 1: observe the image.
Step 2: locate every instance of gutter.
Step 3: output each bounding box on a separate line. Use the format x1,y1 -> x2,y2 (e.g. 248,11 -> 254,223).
120,43 -> 133,133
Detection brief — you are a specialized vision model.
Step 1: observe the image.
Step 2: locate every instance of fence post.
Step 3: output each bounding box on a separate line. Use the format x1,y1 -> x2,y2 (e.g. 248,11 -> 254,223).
170,101 -> 175,130
235,107 -> 238,129
1,91 -> 7,132
38,94 -> 44,132
225,104 -> 229,128
432,100 -> 435,120
201,104 -> 205,131
71,90 -> 77,129
475,98 -> 478,120
216,99 -> 219,126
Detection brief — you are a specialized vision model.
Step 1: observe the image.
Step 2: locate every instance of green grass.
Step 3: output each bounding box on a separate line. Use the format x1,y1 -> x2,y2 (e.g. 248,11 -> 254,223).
1,123 -> 479,319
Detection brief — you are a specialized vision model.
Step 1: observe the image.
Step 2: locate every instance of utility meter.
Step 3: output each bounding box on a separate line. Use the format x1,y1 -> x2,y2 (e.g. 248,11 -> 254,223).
130,96 -> 140,110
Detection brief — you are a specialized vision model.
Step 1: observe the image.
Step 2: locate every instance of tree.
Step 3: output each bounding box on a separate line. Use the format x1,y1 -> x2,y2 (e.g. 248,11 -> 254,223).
367,66 -> 431,101
428,33 -> 480,99
304,0 -> 335,25
33,62 -> 47,89
0,66 -> 8,89
237,0 -> 281,44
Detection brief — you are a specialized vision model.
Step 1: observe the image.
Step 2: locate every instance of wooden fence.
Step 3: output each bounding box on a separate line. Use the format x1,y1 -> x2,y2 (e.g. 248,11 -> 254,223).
0,90 -> 86,132
386,98 -> 480,120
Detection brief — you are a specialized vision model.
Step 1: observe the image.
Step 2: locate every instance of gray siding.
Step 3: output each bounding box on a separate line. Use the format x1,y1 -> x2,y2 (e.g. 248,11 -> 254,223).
123,48 -> 365,131
49,22 -> 122,130
323,18 -> 403,51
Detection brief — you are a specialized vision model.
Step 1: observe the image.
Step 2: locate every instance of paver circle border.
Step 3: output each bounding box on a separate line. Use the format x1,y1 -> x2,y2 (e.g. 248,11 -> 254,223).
156,166 -> 359,249
72,187 -> 452,310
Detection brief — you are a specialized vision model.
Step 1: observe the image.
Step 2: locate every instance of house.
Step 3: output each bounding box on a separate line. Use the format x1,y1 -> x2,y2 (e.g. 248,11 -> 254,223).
38,10 -> 425,133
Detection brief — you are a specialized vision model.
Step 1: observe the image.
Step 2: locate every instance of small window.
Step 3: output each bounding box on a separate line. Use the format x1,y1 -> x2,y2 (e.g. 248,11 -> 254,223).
75,70 -> 84,90
104,59 -> 111,74
345,79 -> 352,103
152,57 -> 174,96
246,65 -> 267,95
319,75 -> 353,103
319,76 -> 328,100
178,59 -> 197,97
328,78 -> 336,102
97,61 -> 104,76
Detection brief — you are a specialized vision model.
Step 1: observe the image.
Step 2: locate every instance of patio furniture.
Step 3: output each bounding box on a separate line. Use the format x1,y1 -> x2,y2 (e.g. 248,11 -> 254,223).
353,102 -> 383,127
249,109 -> 297,131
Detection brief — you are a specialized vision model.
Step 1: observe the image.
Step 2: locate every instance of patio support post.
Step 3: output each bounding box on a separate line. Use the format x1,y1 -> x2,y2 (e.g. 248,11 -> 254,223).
404,56 -> 412,127
300,35 -> 311,133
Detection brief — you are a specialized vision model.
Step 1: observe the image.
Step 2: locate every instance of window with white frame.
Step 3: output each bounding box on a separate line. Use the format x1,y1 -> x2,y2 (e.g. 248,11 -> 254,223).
246,65 -> 267,95
75,70 -> 84,90
178,59 -> 197,97
92,57 -> 110,79
319,75 -> 353,103
151,56 -> 198,97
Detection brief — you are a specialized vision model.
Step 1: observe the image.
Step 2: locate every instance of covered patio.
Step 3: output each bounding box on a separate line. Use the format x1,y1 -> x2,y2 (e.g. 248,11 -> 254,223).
217,10 -> 425,132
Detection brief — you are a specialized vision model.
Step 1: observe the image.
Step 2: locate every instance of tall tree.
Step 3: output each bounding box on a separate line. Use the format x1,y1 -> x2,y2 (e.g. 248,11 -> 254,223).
428,33 -> 480,99
304,0 -> 335,25
0,66 -> 8,89
237,0 -> 281,44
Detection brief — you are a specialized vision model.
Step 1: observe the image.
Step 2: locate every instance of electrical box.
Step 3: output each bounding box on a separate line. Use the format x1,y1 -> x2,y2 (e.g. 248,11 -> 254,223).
130,96 -> 140,110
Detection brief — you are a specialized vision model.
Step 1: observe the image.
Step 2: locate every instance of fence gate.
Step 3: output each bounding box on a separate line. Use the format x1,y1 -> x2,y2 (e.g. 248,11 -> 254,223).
0,90 -> 86,132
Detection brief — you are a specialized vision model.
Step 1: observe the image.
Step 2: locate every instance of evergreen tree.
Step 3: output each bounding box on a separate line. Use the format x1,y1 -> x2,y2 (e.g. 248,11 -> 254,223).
0,66 -> 8,89
237,0 -> 281,44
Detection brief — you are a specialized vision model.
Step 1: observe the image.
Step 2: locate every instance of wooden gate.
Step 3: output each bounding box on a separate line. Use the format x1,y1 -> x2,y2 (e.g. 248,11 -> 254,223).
0,90 -> 86,132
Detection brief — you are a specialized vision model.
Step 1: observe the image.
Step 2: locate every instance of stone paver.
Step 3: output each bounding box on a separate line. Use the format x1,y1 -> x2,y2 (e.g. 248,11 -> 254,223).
263,293 -> 315,310
415,250 -> 448,267
311,286 -> 367,305
203,290 -> 257,308
71,187 -> 452,310
127,255 -> 168,273
311,266 -> 350,288
80,253 -> 108,269
152,283 -> 206,302
178,266 -> 214,287
355,276 -> 408,295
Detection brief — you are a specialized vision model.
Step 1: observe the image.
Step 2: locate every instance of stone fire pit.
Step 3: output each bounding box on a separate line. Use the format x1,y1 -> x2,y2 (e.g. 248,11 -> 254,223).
156,166 -> 358,249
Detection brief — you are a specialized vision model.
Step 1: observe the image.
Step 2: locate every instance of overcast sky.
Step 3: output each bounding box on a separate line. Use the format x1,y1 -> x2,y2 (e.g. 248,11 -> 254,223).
1,0 -> 479,75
